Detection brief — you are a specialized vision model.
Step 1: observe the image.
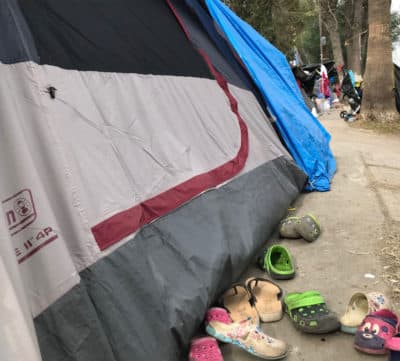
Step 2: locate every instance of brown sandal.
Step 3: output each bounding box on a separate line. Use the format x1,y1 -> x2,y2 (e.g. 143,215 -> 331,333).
219,284 -> 259,325
246,277 -> 283,323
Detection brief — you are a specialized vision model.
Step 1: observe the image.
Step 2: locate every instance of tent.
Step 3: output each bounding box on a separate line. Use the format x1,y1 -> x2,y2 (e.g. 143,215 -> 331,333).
1,1 -> 333,360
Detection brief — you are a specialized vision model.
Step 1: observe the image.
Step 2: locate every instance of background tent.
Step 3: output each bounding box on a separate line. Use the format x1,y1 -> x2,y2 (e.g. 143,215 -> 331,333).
395,64 -> 400,112
205,0 -> 336,191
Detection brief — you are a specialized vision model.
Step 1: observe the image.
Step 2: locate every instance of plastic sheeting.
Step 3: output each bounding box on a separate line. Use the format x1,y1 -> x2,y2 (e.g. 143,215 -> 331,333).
205,0 -> 336,191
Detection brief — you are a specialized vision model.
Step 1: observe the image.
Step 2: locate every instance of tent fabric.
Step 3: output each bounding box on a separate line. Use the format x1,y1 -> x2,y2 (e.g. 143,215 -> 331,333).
0,0 -> 39,63
36,159 -> 305,361
178,0 -> 268,112
205,0 -> 337,191
171,0 -> 250,90
1,0 -> 307,360
395,64 -> 400,112
18,0 -> 212,78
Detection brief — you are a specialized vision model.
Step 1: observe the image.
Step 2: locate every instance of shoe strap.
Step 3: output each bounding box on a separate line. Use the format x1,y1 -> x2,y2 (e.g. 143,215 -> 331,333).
219,283 -> 252,308
246,277 -> 282,305
285,292 -> 325,313
386,334 -> 400,351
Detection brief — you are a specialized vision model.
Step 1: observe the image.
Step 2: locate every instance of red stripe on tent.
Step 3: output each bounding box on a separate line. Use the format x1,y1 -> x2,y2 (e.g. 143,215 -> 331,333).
91,3 -> 249,250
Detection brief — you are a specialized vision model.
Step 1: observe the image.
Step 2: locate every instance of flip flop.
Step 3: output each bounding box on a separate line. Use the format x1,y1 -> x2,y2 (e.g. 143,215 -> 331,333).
246,277 -> 283,323
354,309 -> 398,355
284,291 -> 340,334
296,214 -> 321,242
257,245 -> 295,280
340,292 -> 391,334
205,308 -> 287,360
386,333 -> 400,361
219,284 -> 259,325
279,216 -> 301,239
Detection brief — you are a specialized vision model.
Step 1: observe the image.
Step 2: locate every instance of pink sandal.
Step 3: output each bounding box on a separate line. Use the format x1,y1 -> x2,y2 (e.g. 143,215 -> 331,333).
354,309 -> 398,355
189,336 -> 223,361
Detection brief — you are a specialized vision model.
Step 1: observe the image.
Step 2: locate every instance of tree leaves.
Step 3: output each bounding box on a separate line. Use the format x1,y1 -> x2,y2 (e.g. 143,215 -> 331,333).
223,0 -> 315,55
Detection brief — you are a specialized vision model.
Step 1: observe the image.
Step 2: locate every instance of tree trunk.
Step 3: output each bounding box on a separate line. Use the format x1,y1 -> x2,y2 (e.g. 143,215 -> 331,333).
327,27 -> 344,66
348,0 -> 363,78
362,0 -> 398,119
343,0 -> 354,66
361,0 -> 368,73
321,0 -> 344,66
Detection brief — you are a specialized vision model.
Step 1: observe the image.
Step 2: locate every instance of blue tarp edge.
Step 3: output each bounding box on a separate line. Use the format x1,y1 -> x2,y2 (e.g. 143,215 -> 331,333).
205,0 -> 336,191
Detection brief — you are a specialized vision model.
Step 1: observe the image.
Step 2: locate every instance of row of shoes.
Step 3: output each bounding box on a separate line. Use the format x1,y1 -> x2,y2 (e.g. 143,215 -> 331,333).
278,213 -> 400,357
188,282 -> 342,361
188,212 -> 323,361
189,287 -> 397,360
188,212 -> 398,360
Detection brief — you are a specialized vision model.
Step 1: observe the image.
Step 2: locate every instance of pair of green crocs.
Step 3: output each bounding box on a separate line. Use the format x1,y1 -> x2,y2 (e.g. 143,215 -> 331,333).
279,214 -> 321,242
258,245 -> 295,280
284,291 -> 340,334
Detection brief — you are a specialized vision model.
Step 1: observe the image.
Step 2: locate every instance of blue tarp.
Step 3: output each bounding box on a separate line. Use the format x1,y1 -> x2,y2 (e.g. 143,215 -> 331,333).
205,0 -> 336,191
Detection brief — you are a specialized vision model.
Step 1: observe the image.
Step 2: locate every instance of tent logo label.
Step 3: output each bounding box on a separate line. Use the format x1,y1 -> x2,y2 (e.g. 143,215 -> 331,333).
2,189 -> 37,235
2,189 -> 59,263
14,226 -> 58,264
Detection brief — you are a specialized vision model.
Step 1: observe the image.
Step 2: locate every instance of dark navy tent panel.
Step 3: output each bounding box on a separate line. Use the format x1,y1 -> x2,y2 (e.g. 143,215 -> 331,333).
205,0 -> 336,191
18,0 -> 213,78
0,0 -> 39,63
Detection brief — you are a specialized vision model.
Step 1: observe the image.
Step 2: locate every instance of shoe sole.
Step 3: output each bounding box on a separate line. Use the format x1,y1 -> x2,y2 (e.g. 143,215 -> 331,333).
340,325 -> 357,334
293,318 -> 340,334
269,270 -> 296,280
354,344 -> 387,355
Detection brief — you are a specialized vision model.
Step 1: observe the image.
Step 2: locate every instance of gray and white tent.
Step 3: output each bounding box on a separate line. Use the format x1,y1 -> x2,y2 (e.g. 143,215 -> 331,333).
0,1 -> 306,360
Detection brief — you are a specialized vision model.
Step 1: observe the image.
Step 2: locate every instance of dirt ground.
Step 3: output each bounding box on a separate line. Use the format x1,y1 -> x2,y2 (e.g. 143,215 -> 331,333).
223,109 -> 400,361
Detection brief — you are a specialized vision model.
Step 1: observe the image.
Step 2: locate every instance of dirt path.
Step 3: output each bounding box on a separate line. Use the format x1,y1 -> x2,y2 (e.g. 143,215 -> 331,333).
223,110 -> 400,361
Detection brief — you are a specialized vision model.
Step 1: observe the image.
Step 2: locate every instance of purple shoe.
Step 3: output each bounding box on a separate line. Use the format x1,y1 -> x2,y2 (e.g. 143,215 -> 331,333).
354,309 -> 398,355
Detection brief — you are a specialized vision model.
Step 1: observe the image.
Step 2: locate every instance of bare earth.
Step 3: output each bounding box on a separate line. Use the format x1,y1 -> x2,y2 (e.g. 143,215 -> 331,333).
223,109 -> 400,361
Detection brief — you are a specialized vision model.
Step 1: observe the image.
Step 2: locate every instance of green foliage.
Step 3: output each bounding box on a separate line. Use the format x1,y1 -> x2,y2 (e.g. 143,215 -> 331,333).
223,0 -> 396,67
295,8 -> 320,63
392,12 -> 400,42
223,0 -> 315,56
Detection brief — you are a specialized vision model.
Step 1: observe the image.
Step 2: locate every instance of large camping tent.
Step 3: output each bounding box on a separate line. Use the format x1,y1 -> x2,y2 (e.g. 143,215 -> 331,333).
1,1 -> 332,360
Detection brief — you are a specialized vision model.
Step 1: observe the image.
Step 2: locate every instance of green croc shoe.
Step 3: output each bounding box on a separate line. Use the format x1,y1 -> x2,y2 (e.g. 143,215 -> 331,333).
284,291 -> 340,334
279,217 -> 301,239
258,245 -> 295,280
297,214 -> 321,242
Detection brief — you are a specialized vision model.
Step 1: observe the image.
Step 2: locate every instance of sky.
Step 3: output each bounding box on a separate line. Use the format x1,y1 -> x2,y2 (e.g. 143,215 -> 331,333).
392,1 -> 400,13
393,1 -> 400,65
